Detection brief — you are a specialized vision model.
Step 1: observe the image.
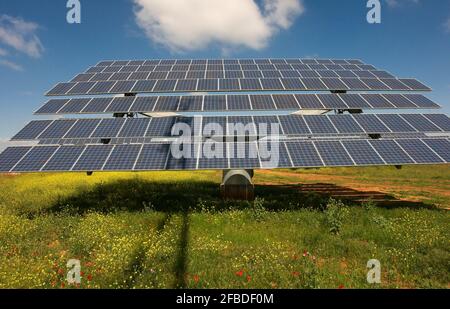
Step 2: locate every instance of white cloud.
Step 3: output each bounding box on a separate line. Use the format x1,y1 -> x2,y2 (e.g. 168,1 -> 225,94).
0,59 -> 23,71
0,47 -> 7,56
445,18 -> 450,33
0,15 -> 44,58
133,0 -> 304,52
385,0 -> 419,8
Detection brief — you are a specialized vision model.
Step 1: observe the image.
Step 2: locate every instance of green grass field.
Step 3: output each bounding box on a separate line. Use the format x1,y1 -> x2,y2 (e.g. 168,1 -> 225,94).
0,166 -> 449,289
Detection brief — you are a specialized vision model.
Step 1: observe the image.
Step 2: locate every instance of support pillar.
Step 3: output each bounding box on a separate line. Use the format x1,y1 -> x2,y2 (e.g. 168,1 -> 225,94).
220,170 -> 255,200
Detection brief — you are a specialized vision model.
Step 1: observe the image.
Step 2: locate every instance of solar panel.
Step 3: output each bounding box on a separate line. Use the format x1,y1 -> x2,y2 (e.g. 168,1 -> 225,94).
423,114 -> 450,131
178,96 -> 203,112
376,114 -> 417,133
370,140 -> 414,164
199,141 -> 229,170
59,99 -> 91,113
13,120 -> 53,140
260,142 -> 292,169
400,114 -> 442,132
106,97 -> 135,113
272,94 -> 299,110
203,95 -> 226,111
118,118 -> 151,138
396,139 -> 443,164
353,114 -> 391,133
72,145 -> 113,171
342,140 -> 384,165
134,144 -> 170,170
328,115 -> 364,134
103,144 -> 142,171
64,119 -> 101,138
314,141 -> 354,166
197,79 -> 218,91
38,119 -> 77,139
227,95 -> 251,111
154,96 -> 180,112
229,142 -> 260,169
82,98 -> 112,113
304,116 -> 338,134
166,143 -> 199,170
422,139 -> 450,162
91,118 -> 126,138
285,141 -> 323,167
131,97 -> 158,113
42,146 -> 85,171
278,115 -> 310,135
35,99 -> 69,114
250,95 -> 276,110
0,147 -> 32,172
317,94 -> 348,109
295,94 -> 324,109
13,146 -> 58,172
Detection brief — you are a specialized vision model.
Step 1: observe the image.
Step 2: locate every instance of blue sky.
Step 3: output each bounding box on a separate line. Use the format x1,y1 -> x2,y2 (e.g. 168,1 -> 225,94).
0,0 -> 449,147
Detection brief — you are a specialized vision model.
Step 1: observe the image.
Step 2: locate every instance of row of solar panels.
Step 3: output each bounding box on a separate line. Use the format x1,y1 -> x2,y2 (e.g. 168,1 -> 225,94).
76,69 -> 395,83
36,94 -> 439,115
1,138 -> 449,173
95,59 -> 368,67
13,114 -> 450,141
47,78 -> 430,96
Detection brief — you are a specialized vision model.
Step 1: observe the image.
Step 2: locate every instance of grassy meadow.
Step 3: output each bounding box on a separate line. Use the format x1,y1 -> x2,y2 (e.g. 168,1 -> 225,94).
0,166 -> 449,289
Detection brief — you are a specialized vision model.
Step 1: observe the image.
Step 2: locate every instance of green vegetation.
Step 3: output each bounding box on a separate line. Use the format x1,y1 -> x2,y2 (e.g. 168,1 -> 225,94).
0,166 -> 449,289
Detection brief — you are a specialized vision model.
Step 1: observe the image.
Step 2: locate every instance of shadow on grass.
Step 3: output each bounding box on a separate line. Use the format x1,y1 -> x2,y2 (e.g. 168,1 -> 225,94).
44,177 -> 437,216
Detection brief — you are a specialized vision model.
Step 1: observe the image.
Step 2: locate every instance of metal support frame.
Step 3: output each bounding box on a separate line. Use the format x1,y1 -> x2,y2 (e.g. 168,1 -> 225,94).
220,169 -> 255,200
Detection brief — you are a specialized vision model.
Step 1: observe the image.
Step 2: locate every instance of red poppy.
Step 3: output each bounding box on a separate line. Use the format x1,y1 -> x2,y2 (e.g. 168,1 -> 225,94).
80,271 -> 85,277
338,284 -> 345,289
87,274 -> 93,281
61,282 -> 65,289
236,270 -> 244,277
303,251 -> 309,257
292,271 -> 300,277
193,275 -> 200,283
57,268 -> 64,276
246,275 -> 251,282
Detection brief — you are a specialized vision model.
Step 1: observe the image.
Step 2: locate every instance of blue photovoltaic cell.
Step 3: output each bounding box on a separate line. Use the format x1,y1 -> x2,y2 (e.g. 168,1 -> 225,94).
129,72 -> 150,80
134,144 -> 170,170
240,79 -> 262,90
361,78 -> 390,90
304,116 -> 338,134
285,141 -> 323,167
146,117 -> 176,137
197,79 -> 218,91
87,81 -> 116,94
64,119 -> 101,138
42,146 -> 85,171
260,142 -> 292,169
203,117 -> 226,137
67,82 -> 96,95
110,80 -> 136,93
0,147 -> 32,172
295,94 -> 324,109
47,83 -> 76,96
118,118 -> 151,138
260,78 -> 284,90
321,78 -> 349,90
376,114 -> 417,132
219,79 -> 240,91
395,139 -> 443,164
82,98 -> 112,113
103,144 -> 142,170
91,118 -> 126,138
178,96 -> 203,111
381,94 -> 417,108
131,80 -> 156,92
59,99 -> 91,113
301,78 -> 327,90
422,139 -> 450,162
360,94 -> 394,109
175,79 -> 197,92
370,71 -> 395,79
352,114 -> 391,133
341,78 -> 370,90
317,94 -> 348,109
227,95 -> 251,110
352,70 -> 376,78
90,73 -> 113,82
339,94 -> 371,109
279,115 -> 310,135
370,140 -> 414,164
423,114 -> 450,131
203,95 -> 226,111
281,78 -> 306,90
149,72 -> 168,79
167,143 -> 199,170
335,70 -> 357,78
72,145 -> 114,171
105,97 -> 135,113
130,97 -> 158,112
154,96 -> 180,112
13,146 -> 58,172
35,99 -> 69,114
317,70 -> 338,78
328,115 -> 364,134
272,95 -> 299,110
403,95 -> 440,108
198,141 -> 228,169
12,120 -> 52,140
342,140 -> 384,165
250,95 -> 276,110
229,143 -> 260,169
400,114 -> 442,132
38,120 -> 77,139
225,71 -> 243,79
380,79 -> 410,90
175,116 -> 202,137
398,79 -> 431,91
314,141 -> 354,166
169,71 -> 188,79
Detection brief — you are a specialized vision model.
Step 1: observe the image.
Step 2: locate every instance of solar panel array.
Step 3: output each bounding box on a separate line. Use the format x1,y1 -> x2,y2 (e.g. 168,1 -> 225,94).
35,93 -> 440,115
1,138 -> 449,173
12,114 -> 450,141
1,58 -> 449,174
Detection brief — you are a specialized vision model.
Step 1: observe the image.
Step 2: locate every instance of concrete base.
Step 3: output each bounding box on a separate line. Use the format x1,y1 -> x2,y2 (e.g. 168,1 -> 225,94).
220,170 -> 255,201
